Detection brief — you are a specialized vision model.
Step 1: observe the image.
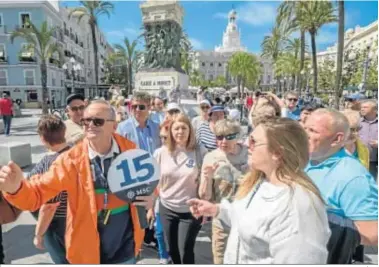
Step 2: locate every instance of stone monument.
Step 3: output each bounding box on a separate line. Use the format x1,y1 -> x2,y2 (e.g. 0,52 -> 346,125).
135,0 -> 189,97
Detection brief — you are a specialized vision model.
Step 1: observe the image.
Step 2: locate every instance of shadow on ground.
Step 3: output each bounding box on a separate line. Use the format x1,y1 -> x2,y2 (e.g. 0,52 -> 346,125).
31,145 -> 47,155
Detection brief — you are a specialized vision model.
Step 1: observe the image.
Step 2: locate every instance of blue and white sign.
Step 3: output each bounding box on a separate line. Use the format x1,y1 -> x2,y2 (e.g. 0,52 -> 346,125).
107,149 -> 160,202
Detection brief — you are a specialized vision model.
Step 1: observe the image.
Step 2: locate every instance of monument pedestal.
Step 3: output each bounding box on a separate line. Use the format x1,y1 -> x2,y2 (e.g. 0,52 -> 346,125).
135,69 -> 189,96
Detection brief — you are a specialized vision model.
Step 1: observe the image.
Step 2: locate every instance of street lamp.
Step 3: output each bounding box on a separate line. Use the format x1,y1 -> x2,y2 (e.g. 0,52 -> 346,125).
359,43 -> 374,94
62,57 -> 82,95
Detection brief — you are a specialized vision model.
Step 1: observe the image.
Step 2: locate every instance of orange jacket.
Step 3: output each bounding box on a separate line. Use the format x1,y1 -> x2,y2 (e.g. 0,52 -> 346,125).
4,134 -> 144,263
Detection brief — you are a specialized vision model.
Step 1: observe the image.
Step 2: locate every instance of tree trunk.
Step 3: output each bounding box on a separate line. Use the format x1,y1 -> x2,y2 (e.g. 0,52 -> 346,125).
310,32 -> 318,94
334,1 -> 345,109
237,76 -> 241,99
90,22 -> 99,96
291,74 -> 296,91
298,29 -> 305,93
128,60 -> 133,95
40,61 -> 49,114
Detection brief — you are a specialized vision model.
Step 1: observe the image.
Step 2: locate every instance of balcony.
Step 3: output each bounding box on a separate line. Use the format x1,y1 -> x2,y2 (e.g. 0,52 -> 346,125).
19,52 -> 36,63
0,25 -> 7,34
64,50 -> 71,57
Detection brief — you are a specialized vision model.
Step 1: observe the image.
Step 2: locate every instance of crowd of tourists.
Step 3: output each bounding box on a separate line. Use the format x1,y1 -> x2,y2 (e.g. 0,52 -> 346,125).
0,89 -> 377,264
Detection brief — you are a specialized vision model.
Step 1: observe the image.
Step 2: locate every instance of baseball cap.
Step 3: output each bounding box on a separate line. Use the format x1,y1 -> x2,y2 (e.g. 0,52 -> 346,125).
66,94 -> 85,106
208,105 -> 225,116
200,99 -> 211,107
167,103 -> 182,112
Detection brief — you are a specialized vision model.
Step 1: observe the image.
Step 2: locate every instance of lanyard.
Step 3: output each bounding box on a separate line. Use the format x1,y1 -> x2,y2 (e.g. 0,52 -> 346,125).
91,157 -> 110,210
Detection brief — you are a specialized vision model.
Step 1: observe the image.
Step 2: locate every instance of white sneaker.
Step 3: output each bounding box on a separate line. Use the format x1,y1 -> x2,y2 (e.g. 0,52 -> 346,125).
159,258 -> 170,264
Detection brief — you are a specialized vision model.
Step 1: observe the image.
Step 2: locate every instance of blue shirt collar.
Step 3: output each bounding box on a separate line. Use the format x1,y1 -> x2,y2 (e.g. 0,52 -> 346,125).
132,117 -> 151,129
309,148 -> 348,167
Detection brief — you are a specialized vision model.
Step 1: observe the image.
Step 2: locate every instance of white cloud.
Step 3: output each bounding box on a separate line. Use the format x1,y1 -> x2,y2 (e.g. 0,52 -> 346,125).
106,25 -> 140,40
189,37 -> 204,50
213,2 -> 277,26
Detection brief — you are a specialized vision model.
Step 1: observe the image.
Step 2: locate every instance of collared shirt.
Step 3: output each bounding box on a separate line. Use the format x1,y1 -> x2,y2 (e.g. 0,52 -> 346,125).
150,110 -> 165,124
305,148 -> 378,221
65,119 -> 84,145
359,116 -> 378,162
88,138 -> 120,172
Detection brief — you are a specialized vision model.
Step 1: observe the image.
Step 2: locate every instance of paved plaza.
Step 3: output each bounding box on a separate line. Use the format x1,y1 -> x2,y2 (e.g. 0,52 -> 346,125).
0,106 -> 377,264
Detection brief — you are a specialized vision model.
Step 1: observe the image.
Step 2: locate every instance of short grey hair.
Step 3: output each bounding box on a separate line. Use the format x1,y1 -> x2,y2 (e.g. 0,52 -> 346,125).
132,91 -> 151,104
284,91 -> 299,99
214,119 -> 241,137
87,99 -> 116,120
312,108 -> 350,141
361,99 -> 378,111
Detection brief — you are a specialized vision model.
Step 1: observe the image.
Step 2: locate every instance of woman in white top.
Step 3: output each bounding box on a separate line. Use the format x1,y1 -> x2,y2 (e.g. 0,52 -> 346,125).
154,114 -> 206,264
188,117 -> 331,264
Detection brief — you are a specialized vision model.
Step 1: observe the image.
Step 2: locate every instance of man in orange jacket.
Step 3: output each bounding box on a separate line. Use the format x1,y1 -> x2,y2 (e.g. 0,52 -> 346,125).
0,100 -> 153,264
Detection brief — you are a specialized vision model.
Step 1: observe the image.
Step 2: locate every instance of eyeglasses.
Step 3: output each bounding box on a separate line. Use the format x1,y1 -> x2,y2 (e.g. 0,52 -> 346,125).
69,105 -> 85,112
200,105 -> 210,110
81,117 -> 115,127
168,109 -> 181,115
216,133 -> 238,141
249,136 -> 267,149
287,98 -> 298,102
131,104 -> 147,111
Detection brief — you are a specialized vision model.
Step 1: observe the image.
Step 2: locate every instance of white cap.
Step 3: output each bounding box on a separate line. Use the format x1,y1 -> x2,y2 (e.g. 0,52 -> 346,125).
228,109 -> 240,120
200,99 -> 211,107
167,102 -> 181,112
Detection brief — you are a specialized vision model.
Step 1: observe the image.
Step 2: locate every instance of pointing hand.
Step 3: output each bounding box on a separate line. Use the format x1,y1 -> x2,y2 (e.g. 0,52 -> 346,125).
0,161 -> 24,194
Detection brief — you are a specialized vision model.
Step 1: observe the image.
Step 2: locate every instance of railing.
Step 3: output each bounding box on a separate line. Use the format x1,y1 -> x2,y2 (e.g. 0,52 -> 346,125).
19,55 -> 36,63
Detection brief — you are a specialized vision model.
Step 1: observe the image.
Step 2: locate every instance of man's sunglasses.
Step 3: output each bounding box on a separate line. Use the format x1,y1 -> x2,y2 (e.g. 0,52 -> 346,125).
168,109 -> 181,115
81,117 -> 114,127
69,105 -> 85,112
287,98 -> 298,102
216,133 -> 238,141
131,104 -> 147,111
200,105 -> 210,110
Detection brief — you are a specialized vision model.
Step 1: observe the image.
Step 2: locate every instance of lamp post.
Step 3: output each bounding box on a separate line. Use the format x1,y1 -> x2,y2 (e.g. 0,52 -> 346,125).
62,57 -> 82,95
358,43 -> 373,94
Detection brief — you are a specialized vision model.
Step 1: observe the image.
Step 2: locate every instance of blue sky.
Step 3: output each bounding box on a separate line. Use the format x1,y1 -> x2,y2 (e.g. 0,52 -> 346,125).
62,1 -> 378,54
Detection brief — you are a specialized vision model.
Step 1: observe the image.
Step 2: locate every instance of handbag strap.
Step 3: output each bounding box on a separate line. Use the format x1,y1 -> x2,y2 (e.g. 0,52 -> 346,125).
236,178 -> 263,264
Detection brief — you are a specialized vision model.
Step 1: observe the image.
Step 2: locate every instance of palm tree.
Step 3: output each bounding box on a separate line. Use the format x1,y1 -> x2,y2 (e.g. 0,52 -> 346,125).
277,1 -> 307,92
296,1 -> 337,93
190,70 -> 202,86
11,20 -> 62,114
334,1 -> 344,109
275,53 -> 300,92
69,1 -> 114,96
261,25 -> 286,93
228,52 -> 261,98
114,37 -> 139,95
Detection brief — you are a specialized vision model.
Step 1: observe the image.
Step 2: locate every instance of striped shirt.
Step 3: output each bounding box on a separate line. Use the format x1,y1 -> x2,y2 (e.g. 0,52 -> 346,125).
27,146 -> 71,218
196,122 -> 217,151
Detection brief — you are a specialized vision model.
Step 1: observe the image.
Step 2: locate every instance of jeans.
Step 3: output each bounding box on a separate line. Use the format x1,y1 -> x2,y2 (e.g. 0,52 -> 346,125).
159,202 -> 202,264
0,224 -> 4,264
118,257 -> 136,264
44,218 -> 68,264
369,162 -> 377,181
2,115 -> 11,135
155,212 -> 169,260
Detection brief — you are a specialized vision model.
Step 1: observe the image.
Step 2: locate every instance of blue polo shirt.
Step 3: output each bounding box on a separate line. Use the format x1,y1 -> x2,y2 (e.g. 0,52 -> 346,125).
281,107 -> 301,121
305,149 -> 378,221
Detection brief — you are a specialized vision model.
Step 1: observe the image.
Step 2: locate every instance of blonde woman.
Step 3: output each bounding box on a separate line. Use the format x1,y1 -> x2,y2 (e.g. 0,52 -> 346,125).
198,119 -> 249,264
341,110 -> 370,169
154,114 -> 206,264
188,118 -> 331,264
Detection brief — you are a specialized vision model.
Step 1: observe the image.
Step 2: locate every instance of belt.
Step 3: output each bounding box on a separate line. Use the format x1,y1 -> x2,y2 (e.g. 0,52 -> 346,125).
97,205 -> 130,216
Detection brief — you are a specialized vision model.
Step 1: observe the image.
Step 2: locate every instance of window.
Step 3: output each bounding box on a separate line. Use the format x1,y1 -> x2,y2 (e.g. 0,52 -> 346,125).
20,13 -> 31,28
0,13 -> 3,27
0,44 -> 5,58
218,63 -> 222,67
201,62 -> 205,67
0,70 -> 7,85
210,63 -> 214,67
26,90 -> 38,102
20,43 -> 33,58
24,69 -> 35,85
51,71 -> 56,86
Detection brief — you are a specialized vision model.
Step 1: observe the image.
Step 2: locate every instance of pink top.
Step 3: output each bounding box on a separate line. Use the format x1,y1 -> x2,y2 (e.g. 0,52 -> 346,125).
154,146 -> 200,213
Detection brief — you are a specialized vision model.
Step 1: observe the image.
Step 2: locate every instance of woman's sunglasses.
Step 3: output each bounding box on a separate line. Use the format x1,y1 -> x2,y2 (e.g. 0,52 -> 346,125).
200,105 -> 210,110
131,104 -> 147,111
216,133 -> 238,141
81,117 -> 115,127
168,109 -> 181,115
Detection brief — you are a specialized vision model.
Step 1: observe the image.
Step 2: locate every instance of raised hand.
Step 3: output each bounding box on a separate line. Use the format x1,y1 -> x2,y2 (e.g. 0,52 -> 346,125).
187,198 -> 219,219
0,161 -> 24,194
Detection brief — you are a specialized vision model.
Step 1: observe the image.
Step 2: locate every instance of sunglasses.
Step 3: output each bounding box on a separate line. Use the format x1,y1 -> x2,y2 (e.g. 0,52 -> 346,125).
168,109 -> 181,115
200,105 -> 210,110
131,104 -> 147,111
81,117 -> 114,127
249,136 -> 267,149
69,105 -> 85,112
216,133 -> 238,141
287,98 -> 298,102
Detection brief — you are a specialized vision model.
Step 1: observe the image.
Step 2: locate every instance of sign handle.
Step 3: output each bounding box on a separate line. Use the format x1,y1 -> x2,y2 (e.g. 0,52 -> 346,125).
137,206 -> 149,229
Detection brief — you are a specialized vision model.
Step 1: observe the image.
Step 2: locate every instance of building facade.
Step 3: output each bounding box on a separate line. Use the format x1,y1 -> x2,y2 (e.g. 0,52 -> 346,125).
317,20 -> 378,65
191,9 -> 274,89
0,1 -> 111,108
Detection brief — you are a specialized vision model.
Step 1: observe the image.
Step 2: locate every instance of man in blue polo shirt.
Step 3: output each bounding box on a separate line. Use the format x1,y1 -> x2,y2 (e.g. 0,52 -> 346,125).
304,108 -> 378,264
